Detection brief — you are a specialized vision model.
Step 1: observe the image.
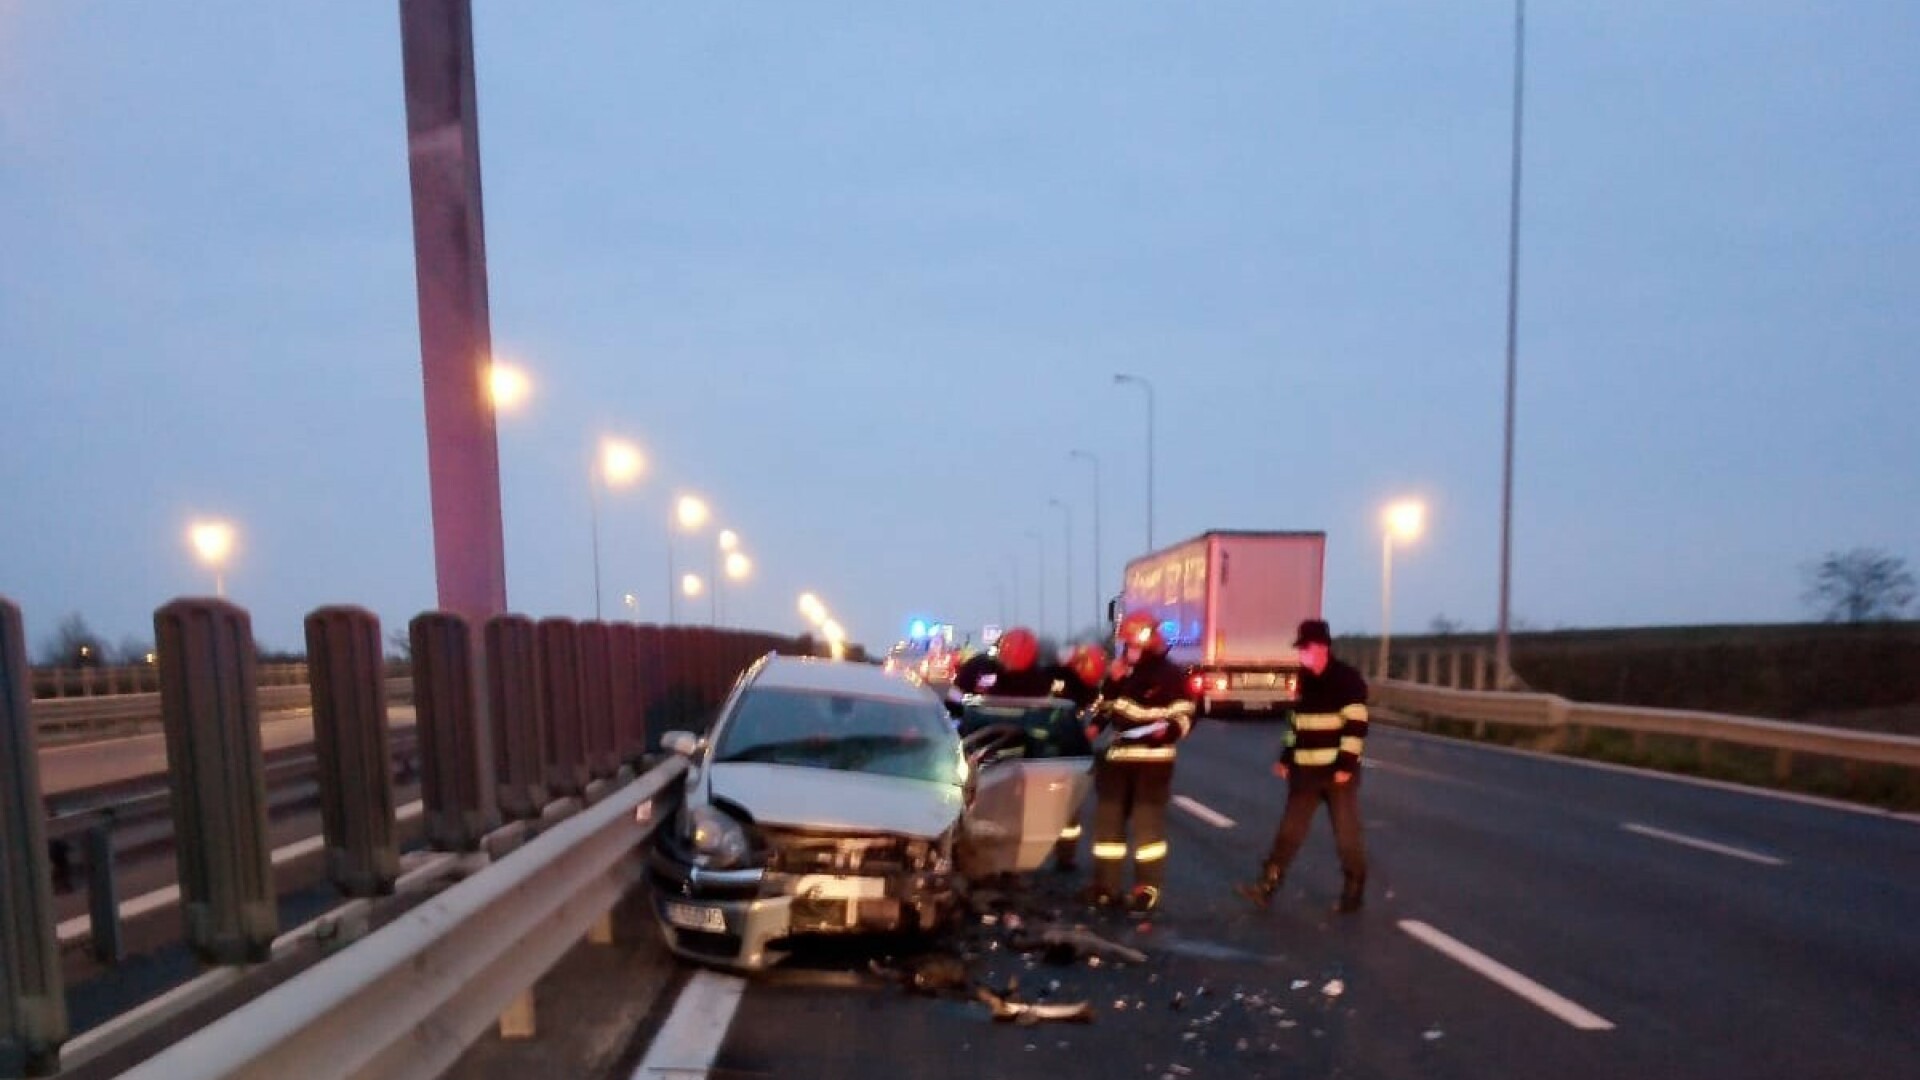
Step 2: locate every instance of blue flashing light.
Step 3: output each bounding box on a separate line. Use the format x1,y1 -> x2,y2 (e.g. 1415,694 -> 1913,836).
909,619 -> 930,639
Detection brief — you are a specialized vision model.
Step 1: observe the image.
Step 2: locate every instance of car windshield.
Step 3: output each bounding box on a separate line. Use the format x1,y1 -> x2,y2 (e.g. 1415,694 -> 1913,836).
713,688 -> 964,786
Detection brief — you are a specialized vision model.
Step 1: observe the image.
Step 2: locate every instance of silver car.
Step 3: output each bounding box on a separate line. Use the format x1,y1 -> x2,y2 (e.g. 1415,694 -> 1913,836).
647,654 -> 1090,970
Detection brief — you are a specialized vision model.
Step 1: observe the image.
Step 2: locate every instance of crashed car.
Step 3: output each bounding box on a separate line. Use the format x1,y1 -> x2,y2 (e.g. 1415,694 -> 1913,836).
647,654 -> 1091,970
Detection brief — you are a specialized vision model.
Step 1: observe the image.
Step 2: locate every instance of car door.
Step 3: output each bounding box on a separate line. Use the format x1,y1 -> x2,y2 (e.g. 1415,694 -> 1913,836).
955,699 -> 1094,877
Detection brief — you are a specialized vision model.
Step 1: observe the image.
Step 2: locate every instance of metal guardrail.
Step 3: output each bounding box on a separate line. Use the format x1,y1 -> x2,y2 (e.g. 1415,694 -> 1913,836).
29,664 -> 313,700
116,757 -> 687,1080
29,679 -> 414,745
1374,680 -> 1920,777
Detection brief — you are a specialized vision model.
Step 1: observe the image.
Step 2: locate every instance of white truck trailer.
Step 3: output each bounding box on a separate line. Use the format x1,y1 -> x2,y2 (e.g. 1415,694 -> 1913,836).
1117,530 -> 1326,717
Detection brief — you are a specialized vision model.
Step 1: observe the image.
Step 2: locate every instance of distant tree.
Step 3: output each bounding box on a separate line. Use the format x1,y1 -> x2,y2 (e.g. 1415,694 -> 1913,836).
1802,548 -> 1916,623
37,613 -> 106,667
1428,614 -> 1464,637
386,628 -> 413,663
113,636 -> 155,666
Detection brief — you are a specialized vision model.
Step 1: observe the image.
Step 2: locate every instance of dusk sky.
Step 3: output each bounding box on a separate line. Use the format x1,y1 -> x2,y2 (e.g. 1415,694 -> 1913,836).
4,2 -> 1916,659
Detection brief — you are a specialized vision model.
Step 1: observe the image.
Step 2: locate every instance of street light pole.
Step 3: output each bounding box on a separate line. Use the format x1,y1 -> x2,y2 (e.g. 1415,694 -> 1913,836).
1069,449 -> 1102,629
1496,0 -> 1527,689
1048,498 -> 1074,643
1380,500 -> 1426,682
1025,529 -> 1046,642
590,475 -> 605,620
1113,374 -> 1155,550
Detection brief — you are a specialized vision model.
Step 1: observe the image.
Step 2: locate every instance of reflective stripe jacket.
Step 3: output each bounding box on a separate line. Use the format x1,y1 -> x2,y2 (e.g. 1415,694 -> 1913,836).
1093,653 -> 1196,764
1280,656 -> 1369,775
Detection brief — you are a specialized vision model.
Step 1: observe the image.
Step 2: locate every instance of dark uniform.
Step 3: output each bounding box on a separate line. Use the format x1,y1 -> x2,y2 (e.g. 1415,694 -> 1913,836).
1242,651 -> 1370,912
1086,649 -> 1195,909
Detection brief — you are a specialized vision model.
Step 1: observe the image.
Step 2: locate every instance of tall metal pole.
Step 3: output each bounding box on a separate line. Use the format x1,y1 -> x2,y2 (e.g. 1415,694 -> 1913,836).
400,0 -> 507,630
1049,499 -> 1074,642
1114,374 -> 1156,550
588,472 -> 603,620
1007,553 -> 1022,627
1380,531 -> 1395,681
665,524 -> 677,626
1070,449 -> 1102,630
1026,529 -> 1046,641
1496,0 -> 1527,689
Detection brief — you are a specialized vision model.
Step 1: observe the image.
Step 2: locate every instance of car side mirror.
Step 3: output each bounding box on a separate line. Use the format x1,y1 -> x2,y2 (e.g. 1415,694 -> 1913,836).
661,730 -> 700,757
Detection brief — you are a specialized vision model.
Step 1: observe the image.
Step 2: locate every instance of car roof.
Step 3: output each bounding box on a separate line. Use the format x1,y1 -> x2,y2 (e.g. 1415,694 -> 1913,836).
749,654 -> 934,703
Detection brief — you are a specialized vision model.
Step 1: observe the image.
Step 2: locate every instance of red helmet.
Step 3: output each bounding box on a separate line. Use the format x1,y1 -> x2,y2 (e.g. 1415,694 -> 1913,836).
1068,643 -> 1108,686
996,627 -> 1039,672
1117,611 -> 1167,656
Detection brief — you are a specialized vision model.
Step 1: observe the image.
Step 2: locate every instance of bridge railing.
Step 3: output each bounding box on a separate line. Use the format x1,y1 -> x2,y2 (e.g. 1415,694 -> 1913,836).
1,594 -> 820,1077
1373,679 -> 1920,780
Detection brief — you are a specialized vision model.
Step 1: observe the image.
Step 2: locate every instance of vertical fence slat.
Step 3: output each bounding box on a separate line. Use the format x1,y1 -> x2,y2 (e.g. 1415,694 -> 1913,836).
155,598 -> 277,965
1,599 -> 67,1076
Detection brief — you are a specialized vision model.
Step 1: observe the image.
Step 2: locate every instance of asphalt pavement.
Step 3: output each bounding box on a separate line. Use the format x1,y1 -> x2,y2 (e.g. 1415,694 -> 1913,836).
550,720 -> 1920,1080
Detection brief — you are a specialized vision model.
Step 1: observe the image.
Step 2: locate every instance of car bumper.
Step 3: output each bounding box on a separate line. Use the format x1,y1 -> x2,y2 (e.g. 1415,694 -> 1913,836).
647,849 -> 952,971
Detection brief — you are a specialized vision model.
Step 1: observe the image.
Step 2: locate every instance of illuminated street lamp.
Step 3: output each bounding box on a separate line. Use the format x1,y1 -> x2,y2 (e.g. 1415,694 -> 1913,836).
798,592 -> 828,626
711,529 -> 746,626
667,494 -> 711,624
589,438 -> 646,619
1380,499 -> 1427,681
681,573 -> 705,599
820,618 -> 847,660
487,361 -> 532,412
188,520 -> 236,597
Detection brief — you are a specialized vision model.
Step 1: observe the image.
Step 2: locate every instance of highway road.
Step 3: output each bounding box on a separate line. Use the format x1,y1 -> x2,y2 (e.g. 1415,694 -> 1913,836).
38,707 -> 418,798
518,722 -> 1920,1080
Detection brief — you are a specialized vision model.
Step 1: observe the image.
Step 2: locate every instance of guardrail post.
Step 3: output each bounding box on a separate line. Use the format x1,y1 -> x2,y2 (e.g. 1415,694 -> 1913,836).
84,819 -> 122,965
577,622 -> 617,782
1,598 -> 67,1077
485,616 -> 547,820
305,607 -> 400,897
155,598 -> 278,965
536,619 -> 588,798
411,613 -> 500,851
609,624 -> 644,768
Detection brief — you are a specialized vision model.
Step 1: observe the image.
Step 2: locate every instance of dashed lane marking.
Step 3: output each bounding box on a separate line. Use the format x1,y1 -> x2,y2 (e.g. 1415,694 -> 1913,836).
1399,919 -> 1616,1032
631,969 -> 747,1079
1621,822 -> 1786,866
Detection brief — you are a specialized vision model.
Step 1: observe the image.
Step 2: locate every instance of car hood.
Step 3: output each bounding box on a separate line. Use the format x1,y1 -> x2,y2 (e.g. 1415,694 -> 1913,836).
704,762 -> 965,840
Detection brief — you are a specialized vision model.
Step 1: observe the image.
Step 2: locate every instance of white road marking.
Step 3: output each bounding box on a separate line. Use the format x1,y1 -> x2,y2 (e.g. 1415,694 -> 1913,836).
57,799 -> 424,944
1399,920 -> 1615,1032
1621,822 -> 1785,866
632,969 -> 747,1079
1172,795 -> 1236,829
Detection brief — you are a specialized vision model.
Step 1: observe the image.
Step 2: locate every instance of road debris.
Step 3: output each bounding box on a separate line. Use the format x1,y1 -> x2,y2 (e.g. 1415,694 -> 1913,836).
977,986 -> 1095,1025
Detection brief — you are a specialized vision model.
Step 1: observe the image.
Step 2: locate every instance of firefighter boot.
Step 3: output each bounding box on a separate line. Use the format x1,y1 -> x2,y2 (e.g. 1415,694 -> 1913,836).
1335,870 -> 1366,915
1234,864 -> 1282,910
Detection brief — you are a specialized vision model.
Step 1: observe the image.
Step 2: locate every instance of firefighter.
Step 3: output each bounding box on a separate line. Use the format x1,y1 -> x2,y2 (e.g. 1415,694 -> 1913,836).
982,626 -> 1059,697
1084,612 -> 1195,913
1235,618 -> 1370,914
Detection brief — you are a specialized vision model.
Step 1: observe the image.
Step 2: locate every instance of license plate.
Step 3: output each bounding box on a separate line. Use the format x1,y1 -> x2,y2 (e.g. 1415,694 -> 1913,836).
663,902 -> 727,933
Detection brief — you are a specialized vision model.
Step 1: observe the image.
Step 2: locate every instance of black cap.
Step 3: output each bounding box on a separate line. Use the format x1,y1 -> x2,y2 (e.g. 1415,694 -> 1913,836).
1293,619 -> 1332,647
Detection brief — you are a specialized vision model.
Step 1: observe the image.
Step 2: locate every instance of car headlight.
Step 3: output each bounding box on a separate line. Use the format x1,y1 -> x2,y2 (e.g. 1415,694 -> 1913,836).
689,805 -> 751,870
